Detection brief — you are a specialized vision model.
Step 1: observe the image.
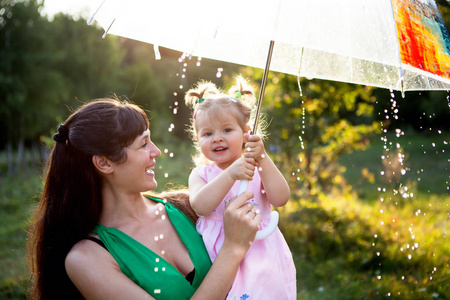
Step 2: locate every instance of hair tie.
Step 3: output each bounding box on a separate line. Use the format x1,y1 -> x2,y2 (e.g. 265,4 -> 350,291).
198,98 -> 205,103
235,92 -> 242,98
53,124 -> 69,144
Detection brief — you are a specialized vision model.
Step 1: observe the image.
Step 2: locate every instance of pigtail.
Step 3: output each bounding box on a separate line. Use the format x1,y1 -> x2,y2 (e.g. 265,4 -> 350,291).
228,75 -> 257,107
185,81 -> 220,108
228,75 -> 268,138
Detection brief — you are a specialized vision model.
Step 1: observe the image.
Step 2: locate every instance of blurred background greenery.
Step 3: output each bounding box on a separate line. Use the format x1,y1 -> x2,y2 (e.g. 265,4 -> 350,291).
0,0 -> 449,299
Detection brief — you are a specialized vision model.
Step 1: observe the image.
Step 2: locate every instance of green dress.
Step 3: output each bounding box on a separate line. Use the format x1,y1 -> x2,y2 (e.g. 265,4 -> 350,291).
92,196 -> 212,299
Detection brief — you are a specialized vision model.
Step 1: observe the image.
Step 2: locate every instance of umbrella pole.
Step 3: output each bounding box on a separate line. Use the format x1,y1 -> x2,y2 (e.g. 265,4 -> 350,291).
239,40 -> 279,240
252,40 -> 275,135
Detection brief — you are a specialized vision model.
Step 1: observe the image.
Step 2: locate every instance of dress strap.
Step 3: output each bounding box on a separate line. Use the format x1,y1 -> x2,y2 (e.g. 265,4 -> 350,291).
85,236 -> 107,250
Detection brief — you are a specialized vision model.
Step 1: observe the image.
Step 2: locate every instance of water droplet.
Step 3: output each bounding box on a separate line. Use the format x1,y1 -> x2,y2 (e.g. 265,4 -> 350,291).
216,67 -> 223,78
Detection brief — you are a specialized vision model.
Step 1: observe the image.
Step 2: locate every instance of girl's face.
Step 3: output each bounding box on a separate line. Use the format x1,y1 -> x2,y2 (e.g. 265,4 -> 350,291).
112,129 -> 161,194
196,111 -> 245,169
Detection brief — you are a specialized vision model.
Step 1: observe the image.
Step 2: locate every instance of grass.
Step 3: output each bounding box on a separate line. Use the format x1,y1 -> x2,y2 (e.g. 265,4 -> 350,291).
0,132 -> 449,299
0,170 -> 41,299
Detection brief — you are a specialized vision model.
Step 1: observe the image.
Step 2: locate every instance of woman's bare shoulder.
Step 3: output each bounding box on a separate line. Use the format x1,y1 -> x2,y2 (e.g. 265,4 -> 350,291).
65,238 -> 154,299
65,237 -> 116,275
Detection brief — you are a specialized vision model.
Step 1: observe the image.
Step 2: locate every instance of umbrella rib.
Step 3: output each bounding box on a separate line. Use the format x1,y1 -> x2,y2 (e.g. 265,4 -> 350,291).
87,0 -> 107,25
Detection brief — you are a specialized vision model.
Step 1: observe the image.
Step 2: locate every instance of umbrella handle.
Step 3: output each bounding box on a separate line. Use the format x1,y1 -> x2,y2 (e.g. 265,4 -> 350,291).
237,179 -> 279,240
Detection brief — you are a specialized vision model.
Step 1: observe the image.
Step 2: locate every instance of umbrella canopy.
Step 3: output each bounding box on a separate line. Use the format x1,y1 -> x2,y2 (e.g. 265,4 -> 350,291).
89,0 -> 450,92
86,0 -> 450,239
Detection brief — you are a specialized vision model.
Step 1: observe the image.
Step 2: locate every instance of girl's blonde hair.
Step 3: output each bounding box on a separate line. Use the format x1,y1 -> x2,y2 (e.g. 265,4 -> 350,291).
185,76 -> 266,166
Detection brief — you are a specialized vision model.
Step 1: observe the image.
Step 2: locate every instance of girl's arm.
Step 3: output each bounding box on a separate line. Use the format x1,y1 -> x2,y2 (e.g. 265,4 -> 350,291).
189,157 -> 255,216
244,134 -> 290,207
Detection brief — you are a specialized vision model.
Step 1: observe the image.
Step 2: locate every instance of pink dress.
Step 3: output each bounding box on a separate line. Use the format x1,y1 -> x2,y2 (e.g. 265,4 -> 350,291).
193,163 -> 297,300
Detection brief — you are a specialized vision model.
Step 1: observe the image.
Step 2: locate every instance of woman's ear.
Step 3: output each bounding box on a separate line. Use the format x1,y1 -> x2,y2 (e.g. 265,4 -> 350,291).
92,155 -> 113,174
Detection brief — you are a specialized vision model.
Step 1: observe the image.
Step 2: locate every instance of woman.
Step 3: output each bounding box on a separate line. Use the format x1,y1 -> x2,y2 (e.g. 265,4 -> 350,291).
27,98 -> 260,299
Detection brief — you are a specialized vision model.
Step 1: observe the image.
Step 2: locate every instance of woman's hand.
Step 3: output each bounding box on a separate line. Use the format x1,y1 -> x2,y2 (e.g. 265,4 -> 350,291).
191,191 -> 261,300
222,191 -> 261,255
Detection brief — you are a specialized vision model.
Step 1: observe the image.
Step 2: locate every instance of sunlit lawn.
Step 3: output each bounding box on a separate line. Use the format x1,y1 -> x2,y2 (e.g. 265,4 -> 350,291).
0,131 -> 448,299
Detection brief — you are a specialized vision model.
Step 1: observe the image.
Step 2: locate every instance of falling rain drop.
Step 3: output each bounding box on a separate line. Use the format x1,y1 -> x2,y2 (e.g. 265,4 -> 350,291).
216,68 -> 223,78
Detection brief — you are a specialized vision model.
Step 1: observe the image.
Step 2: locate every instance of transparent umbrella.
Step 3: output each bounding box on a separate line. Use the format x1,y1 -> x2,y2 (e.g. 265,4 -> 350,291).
87,0 -> 450,239
89,0 -> 450,93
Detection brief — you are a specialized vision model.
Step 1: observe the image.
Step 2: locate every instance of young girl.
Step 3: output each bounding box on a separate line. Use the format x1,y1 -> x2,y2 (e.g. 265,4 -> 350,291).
185,77 -> 297,299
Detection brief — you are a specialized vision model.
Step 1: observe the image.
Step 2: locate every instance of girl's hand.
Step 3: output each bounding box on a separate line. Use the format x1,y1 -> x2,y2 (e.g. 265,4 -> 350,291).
244,134 -> 266,162
226,156 -> 255,181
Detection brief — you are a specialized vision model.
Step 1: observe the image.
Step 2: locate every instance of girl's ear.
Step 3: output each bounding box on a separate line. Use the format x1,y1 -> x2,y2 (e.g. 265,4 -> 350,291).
92,155 -> 113,174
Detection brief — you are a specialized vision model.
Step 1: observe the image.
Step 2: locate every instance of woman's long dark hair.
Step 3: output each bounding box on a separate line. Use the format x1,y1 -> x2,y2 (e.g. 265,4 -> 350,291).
27,99 -> 149,299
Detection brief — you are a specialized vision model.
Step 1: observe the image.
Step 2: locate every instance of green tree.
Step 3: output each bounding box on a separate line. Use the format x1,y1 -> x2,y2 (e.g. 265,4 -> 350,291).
0,0 -> 64,173
49,13 -> 125,110
240,69 -> 380,200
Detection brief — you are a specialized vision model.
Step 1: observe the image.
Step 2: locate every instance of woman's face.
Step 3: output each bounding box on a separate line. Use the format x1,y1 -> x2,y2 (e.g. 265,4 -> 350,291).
111,129 -> 161,194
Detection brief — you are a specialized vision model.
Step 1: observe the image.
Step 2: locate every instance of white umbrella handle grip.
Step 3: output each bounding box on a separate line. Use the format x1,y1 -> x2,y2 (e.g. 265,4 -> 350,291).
237,180 -> 278,240
255,211 -> 279,240
237,179 -> 249,195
